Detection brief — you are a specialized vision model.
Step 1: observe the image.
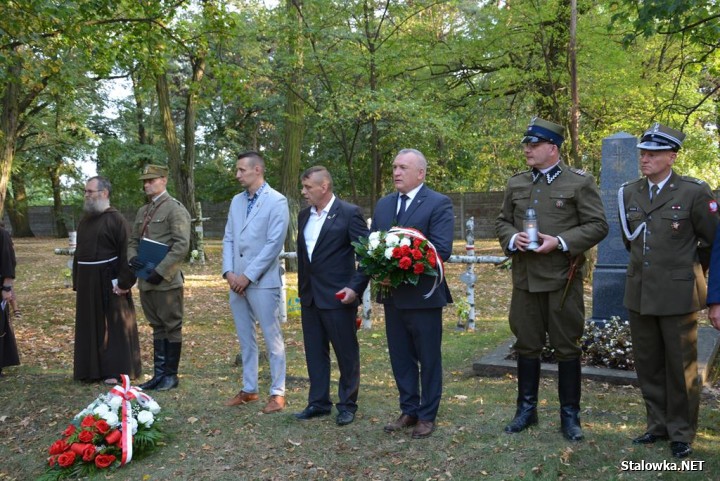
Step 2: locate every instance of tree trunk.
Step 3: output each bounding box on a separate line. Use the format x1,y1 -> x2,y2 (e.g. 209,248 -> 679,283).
49,154 -> 69,238
5,173 -> 35,237
568,0 -> 580,167
279,0 -> 305,273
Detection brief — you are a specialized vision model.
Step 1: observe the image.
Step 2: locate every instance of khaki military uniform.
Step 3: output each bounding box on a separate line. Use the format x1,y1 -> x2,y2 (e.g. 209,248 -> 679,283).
128,192 -> 191,341
496,161 -> 608,360
621,170 -> 718,443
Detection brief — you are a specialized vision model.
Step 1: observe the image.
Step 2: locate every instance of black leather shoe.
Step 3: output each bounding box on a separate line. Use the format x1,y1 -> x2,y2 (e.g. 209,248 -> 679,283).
336,410 -> 355,426
670,441 -> 692,458
294,405 -> 331,420
632,433 -> 668,444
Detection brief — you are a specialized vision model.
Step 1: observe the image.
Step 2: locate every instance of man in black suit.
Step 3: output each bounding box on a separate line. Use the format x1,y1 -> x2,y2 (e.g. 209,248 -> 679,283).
372,148 -> 455,439
295,166 -> 370,426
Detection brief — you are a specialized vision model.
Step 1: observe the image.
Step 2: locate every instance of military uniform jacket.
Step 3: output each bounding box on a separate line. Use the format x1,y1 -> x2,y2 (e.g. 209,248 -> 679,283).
496,161 -> 608,293
128,191 -> 192,292
621,171 -> 718,316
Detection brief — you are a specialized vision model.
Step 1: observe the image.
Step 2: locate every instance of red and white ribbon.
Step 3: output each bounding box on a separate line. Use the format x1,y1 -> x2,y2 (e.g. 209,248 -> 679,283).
387,227 -> 445,299
108,374 -> 155,465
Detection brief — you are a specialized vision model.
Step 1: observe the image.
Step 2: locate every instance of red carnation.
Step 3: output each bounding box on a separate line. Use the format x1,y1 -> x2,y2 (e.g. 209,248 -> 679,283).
57,450 -> 77,468
392,247 -> 402,259
411,249 -> 423,260
95,454 -> 116,469
413,263 -> 425,274
413,238 -> 423,248
78,430 -> 95,443
400,245 -> 411,256
62,425 -> 76,438
49,439 -> 69,455
47,455 -> 59,467
427,252 -> 437,268
105,429 -> 121,445
398,257 -> 412,270
94,419 -> 110,434
80,415 -> 96,428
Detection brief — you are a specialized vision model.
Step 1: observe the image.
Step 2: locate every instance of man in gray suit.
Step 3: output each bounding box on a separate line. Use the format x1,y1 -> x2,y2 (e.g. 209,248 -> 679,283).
222,151 -> 290,414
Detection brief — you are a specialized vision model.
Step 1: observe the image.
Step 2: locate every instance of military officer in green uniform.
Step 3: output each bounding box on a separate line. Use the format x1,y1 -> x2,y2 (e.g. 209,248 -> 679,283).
619,123 -> 718,459
128,164 -> 191,391
496,117 -> 608,441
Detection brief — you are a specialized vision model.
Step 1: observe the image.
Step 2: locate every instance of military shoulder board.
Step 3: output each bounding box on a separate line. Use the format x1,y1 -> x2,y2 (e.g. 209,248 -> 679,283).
569,167 -> 587,176
680,176 -> 705,185
621,178 -> 643,188
511,169 -> 532,178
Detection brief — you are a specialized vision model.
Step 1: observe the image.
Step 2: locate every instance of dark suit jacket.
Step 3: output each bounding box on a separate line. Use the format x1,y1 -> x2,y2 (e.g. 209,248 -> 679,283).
371,185 -> 455,309
297,197 -> 370,309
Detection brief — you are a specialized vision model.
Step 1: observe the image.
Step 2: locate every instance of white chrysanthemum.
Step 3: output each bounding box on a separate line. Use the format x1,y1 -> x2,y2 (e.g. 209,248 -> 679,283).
385,233 -> 400,247
368,231 -> 380,242
104,411 -> 120,427
384,247 -> 395,259
130,418 -> 139,435
108,396 -> 122,410
93,404 -> 110,417
146,400 -> 161,414
137,410 -> 154,427
399,237 -> 411,247
369,238 -> 381,249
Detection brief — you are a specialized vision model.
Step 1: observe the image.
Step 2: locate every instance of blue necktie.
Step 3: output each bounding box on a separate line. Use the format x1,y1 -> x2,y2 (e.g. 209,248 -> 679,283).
396,194 -> 409,224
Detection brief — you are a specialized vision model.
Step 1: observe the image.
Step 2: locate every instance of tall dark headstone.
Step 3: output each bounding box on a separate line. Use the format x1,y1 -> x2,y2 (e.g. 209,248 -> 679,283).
590,132 -> 639,323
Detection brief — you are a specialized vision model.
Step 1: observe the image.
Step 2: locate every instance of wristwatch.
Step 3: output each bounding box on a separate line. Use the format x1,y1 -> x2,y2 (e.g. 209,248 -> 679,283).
1,285 -> 12,292
556,237 -> 563,251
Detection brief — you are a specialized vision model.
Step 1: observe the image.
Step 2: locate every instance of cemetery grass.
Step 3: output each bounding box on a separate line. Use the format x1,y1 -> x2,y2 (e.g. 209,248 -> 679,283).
1,238 -> 719,481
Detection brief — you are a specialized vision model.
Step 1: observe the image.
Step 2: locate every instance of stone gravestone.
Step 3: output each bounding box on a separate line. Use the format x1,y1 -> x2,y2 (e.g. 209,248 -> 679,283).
589,132 -> 638,324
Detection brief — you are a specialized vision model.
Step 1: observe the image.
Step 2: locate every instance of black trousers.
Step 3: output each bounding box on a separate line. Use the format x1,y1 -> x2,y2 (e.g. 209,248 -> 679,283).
300,303 -> 360,413
383,305 -> 443,422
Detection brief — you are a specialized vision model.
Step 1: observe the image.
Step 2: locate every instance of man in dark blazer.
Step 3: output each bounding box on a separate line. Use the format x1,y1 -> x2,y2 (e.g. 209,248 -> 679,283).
621,123 -> 718,459
295,166 -> 370,426
372,148 -> 454,439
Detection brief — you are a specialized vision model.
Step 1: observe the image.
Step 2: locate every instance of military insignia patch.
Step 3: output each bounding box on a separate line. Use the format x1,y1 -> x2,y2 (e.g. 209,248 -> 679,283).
556,200 -> 564,208
671,221 -> 680,231
709,200 -> 718,213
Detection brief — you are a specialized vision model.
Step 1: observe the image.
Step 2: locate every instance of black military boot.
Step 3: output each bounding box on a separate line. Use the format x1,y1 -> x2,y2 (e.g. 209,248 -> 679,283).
558,358 -> 584,441
139,338 -> 166,390
156,340 -> 181,391
505,356 -> 540,433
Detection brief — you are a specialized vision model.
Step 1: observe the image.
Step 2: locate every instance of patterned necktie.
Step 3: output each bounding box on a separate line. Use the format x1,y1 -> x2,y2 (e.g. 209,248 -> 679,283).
650,184 -> 659,203
396,194 -> 409,224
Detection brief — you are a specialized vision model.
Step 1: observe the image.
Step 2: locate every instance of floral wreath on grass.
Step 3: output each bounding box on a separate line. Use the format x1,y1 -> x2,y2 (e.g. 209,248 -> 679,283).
39,375 -> 164,480
352,226 -> 444,298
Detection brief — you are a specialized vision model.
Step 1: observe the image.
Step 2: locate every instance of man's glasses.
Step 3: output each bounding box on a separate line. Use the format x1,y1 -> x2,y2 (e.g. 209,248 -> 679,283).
84,189 -> 101,194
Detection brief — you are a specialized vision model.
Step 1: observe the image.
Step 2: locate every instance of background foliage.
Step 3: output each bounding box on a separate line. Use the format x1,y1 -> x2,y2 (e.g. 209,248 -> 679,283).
1,0 -> 718,236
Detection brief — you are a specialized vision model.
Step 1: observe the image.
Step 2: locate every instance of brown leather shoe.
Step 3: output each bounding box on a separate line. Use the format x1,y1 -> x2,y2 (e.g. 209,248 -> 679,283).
383,414 -> 418,433
262,395 -> 286,414
411,420 -> 435,439
225,390 -> 259,406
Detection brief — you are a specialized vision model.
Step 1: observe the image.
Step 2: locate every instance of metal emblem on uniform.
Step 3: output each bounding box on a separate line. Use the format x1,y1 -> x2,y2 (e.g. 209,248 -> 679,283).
671,221 -> 680,232
671,205 -> 681,210
709,200 -> 718,213
556,200 -> 564,208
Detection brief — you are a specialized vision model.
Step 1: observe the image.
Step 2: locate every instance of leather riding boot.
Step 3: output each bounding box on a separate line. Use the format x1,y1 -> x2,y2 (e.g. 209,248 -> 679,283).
505,356 -> 540,433
558,358 -> 584,441
139,338 -> 166,390
156,340 -> 181,391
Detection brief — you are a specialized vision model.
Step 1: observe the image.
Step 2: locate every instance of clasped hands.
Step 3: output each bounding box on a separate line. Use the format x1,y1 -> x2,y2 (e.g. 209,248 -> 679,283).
226,272 -> 251,295
514,232 -> 561,254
